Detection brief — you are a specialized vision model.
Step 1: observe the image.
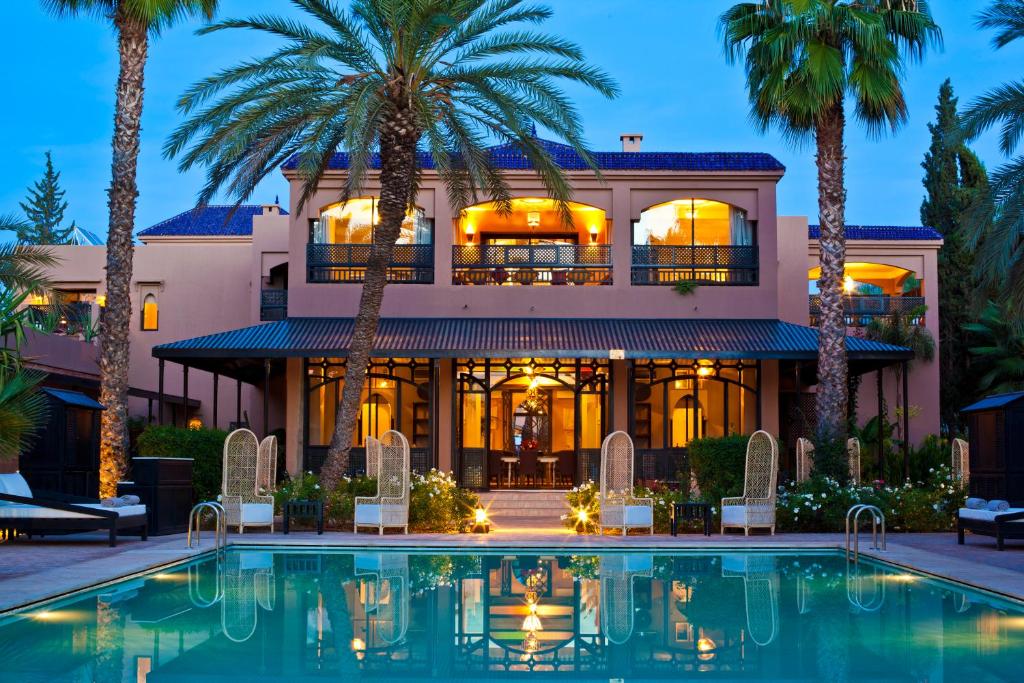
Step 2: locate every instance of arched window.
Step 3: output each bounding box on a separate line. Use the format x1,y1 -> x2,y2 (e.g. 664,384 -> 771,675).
141,294 -> 158,331
633,199 -> 753,247
311,197 -> 432,245
670,395 -> 704,447
359,394 -> 392,444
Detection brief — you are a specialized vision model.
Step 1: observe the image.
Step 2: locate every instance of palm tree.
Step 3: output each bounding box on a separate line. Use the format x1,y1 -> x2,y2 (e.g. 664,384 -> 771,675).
720,0 -> 940,457
965,300 -> 1024,395
962,1 -> 1024,316
166,0 -> 618,490
43,0 -> 220,497
0,241 -> 60,463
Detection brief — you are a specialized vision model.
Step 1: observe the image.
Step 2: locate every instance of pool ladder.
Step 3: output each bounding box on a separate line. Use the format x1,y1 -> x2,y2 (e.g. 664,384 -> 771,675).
188,501 -> 227,551
845,504 -> 886,562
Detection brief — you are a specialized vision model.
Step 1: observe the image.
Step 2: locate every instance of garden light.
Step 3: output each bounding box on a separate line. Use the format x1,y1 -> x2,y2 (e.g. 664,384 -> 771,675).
472,505 -> 489,533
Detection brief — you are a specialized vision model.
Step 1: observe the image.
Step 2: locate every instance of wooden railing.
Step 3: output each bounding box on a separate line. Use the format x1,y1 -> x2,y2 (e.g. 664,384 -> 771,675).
631,245 -> 759,285
809,295 -> 926,327
452,244 -> 612,285
306,243 -> 434,283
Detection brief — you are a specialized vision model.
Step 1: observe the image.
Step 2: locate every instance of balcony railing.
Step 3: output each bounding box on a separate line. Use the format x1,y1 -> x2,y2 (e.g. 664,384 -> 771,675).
809,295 -> 927,327
631,245 -> 759,285
306,243 -> 434,284
260,289 -> 287,321
452,244 -> 612,285
27,302 -> 93,336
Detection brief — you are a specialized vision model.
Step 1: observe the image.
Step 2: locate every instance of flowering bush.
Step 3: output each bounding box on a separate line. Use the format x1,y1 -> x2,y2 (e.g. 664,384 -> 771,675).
562,480 -> 601,532
408,469 -> 480,533
274,471 -> 375,528
776,465 -> 966,532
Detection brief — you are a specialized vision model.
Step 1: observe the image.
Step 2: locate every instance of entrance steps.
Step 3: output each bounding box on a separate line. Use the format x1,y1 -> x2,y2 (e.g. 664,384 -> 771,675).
479,490 -> 569,523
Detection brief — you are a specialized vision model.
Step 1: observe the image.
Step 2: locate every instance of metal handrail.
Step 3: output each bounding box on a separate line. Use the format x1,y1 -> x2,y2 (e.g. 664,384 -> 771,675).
845,503 -> 886,562
188,501 -> 227,551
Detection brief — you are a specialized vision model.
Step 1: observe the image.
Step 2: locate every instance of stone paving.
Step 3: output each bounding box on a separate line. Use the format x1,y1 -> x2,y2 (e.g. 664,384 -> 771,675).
0,525 -> 1021,612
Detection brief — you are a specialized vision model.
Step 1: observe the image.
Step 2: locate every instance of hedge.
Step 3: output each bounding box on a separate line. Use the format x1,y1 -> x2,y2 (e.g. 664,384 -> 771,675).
136,425 -> 228,502
688,434 -> 749,505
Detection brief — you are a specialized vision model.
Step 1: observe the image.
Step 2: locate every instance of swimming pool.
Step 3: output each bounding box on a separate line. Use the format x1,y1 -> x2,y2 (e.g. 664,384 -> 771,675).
0,549 -> 1021,681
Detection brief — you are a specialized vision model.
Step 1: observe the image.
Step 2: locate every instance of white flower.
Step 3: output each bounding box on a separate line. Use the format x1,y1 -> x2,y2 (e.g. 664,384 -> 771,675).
820,493 -> 826,499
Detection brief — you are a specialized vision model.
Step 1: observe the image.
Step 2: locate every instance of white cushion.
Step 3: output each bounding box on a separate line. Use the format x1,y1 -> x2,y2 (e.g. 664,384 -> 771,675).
354,504 -> 406,526
0,473 -> 33,500
959,507 -> 1024,522
0,503 -> 146,519
241,503 -> 274,525
721,504 -> 747,526
623,505 -> 653,527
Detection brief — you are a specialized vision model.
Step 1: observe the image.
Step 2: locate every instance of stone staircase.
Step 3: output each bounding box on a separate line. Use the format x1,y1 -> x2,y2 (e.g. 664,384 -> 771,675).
478,490 -> 569,526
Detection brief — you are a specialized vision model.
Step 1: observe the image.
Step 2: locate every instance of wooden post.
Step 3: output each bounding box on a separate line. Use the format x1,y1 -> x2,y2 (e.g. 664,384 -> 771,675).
877,369 -> 884,475
157,359 -> 165,426
902,361 -> 910,481
212,372 -> 219,430
263,359 -> 271,436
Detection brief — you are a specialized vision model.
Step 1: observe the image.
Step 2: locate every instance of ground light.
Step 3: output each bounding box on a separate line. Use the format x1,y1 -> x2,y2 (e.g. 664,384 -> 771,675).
472,505 -> 490,533
575,507 -> 589,534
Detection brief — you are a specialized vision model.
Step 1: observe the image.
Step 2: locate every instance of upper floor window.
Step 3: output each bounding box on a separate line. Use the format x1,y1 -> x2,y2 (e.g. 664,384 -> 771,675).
807,262 -> 926,327
142,293 -> 158,331
633,199 -> 753,247
456,198 -> 609,245
310,197 -> 432,245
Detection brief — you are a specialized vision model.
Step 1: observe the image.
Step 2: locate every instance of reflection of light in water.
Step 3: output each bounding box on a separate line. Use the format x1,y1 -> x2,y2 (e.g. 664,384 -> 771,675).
152,572 -> 188,582
697,636 -> 717,661
886,574 -> 916,583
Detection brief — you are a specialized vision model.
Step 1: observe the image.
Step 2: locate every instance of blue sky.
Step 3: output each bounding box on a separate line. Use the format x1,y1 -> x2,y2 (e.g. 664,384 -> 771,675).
0,1 -> 1020,236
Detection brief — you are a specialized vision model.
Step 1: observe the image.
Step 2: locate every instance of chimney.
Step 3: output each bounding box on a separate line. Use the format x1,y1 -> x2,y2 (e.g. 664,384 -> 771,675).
619,133 -> 643,153
262,201 -> 280,216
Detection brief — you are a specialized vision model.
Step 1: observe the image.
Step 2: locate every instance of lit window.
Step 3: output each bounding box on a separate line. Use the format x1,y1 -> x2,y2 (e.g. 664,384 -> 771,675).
141,294 -> 158,331
633,199 -> 752,247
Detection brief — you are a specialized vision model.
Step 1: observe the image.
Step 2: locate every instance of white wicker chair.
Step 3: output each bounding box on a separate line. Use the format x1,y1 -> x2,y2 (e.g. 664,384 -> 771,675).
354,553 -> 409,645
222,429 -> 274,533
795,437 -> 814,483
354,431 -> 410,535
599,554 -> 653,644
598,431 -> 653,535
952,437 -> 969,482
257,434 -> 278,497
721,430 -> 779,535
221,551 -> 275,643
847,437 -> 861,485
722,555 -> 779,646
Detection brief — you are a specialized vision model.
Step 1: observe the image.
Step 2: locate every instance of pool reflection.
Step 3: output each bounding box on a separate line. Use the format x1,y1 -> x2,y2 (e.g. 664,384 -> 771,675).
0,550 -> 1021,681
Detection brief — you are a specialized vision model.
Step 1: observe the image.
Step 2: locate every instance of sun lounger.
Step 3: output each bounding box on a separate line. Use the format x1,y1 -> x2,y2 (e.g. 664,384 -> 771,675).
0,473 -> 148,547
957,506 -> 1024,550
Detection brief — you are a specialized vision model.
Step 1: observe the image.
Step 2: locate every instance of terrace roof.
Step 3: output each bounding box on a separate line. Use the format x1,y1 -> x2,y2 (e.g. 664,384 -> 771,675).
282,137 -> 785,173
153,317 -> 910,383
808,224 -> 943,241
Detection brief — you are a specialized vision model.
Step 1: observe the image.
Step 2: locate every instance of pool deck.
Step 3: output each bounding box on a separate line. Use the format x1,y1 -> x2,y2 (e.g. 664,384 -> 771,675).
0,524 -> 1021,612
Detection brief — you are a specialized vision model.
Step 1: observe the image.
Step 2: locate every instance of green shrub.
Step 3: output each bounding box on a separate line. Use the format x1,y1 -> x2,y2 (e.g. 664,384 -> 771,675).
563,480 -> 600,532
776,466 -> 966,532
409,469 -> 480,533
136,425 -> 227,502
689,435 -> 749,505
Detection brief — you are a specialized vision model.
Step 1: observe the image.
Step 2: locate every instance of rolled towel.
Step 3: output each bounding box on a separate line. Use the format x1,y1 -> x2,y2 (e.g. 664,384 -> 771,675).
965,497 -> 988,510
101,497 -> 126,508
987,499 -> 1010,512
120,495 -> 140,506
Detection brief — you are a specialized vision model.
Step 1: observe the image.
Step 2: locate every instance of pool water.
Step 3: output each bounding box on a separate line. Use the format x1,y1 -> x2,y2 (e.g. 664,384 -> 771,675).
1,549 -> 1022,681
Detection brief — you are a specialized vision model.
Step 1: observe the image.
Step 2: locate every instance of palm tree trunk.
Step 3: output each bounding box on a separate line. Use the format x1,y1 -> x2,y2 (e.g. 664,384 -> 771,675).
97,10 -> 148,498
814,102 -> 849,447
320,106 -> 420,491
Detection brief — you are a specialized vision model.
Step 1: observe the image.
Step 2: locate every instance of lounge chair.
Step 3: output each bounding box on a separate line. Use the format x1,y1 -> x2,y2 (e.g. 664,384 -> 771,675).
0,472 -> 147,547
222,429 -> 274,534
721,430 -> 779,535
354,431 -> 410,534
957,507 -> 1024,550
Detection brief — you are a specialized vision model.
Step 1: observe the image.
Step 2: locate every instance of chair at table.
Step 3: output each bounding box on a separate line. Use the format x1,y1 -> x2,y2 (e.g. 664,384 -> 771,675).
518,450 -> 539,487
554,450 -> 575,487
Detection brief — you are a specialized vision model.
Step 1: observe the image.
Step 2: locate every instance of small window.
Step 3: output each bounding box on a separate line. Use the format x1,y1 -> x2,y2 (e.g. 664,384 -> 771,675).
142,294 -> 158,331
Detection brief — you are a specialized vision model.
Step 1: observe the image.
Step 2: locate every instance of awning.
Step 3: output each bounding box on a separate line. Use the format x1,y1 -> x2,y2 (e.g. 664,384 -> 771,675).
152,317 -> 911,382
41,387 -> 105,410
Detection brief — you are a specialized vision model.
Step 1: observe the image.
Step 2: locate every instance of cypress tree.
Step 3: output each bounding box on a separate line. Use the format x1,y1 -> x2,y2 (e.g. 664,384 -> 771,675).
920,79 -> 989,433
18,151 -> 75,244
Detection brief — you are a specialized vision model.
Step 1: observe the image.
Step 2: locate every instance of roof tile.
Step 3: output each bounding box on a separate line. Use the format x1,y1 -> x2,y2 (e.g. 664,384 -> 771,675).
139,205 -> 288,239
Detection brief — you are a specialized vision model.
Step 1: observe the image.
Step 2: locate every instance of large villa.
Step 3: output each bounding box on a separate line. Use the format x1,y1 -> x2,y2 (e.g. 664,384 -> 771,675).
30,133 -> 940,490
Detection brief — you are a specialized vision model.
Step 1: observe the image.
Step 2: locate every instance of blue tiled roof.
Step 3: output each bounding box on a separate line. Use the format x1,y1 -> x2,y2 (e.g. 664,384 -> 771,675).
282,138 -> 785,173
41,387 -> 105,410
962,391 -> 1024,413
808,224 -> 943,241
153,317 -> 910,361
139,205 -> 288,238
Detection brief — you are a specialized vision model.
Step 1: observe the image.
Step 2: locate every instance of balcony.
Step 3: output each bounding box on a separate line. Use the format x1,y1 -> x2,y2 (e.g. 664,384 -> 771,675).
809,295 -> 927,327
27,301 -> 93,337
306,243 -> 434,284
260,289 -> 287,321
451,244 -> 612,285
631,245 -> 759,285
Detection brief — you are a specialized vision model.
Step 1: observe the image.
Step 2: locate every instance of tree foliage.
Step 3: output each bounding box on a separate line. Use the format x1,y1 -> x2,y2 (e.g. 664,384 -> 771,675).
965,300 -> 1024,395
16,152 -> 76,245
961,1 -> 1024,319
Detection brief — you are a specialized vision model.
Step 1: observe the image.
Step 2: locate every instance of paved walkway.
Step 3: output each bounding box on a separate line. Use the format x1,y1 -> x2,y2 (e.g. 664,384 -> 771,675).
0,527 -> 1021,612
